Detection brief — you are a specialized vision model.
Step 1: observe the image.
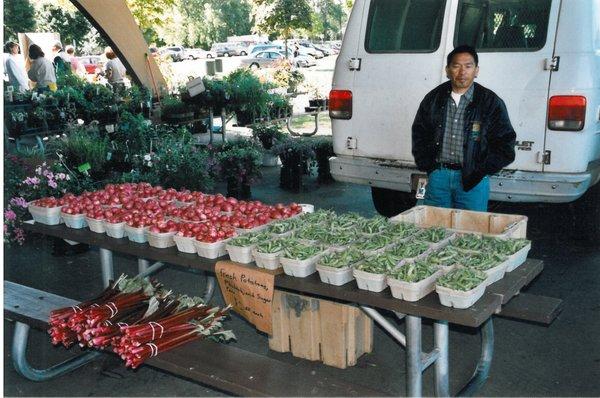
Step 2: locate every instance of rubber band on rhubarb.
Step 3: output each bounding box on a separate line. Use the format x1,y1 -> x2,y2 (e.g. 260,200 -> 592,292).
105,302 -> 118,317
147,342 -> 159,357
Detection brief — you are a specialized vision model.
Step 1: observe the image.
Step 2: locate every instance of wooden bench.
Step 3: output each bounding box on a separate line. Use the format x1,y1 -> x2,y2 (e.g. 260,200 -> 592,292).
4,281 -> 389,397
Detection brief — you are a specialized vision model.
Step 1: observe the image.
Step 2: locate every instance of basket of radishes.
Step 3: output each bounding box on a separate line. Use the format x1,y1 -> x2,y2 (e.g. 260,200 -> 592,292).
193,223 -> 236,259
147,220 -> 180,248
28,197 -> 71,225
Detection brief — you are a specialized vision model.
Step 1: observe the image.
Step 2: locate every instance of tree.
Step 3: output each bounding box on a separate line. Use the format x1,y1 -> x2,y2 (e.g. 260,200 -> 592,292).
3,0 -> 36,41
36,4 -> 93,48
253,0 -> 312,57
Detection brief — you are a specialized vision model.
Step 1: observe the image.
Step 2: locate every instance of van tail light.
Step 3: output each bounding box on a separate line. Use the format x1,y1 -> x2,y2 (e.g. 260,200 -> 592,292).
329,90 -> 352,119
548,95 -> 586,131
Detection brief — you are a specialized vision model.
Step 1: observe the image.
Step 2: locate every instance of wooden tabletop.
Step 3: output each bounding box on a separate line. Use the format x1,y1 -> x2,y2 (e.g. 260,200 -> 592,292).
23,221 -> 543,328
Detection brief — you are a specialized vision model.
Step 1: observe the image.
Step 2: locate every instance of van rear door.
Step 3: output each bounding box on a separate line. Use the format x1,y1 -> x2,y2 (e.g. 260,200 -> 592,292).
452,0 -> 560,172
349,0 -> 450,162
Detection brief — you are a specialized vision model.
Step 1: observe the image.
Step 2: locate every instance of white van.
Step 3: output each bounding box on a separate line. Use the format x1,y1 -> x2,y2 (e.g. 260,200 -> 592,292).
329,0 -> 600,232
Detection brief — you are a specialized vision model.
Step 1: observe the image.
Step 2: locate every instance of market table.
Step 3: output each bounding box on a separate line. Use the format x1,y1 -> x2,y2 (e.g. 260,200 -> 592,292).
13,221 -> 560,396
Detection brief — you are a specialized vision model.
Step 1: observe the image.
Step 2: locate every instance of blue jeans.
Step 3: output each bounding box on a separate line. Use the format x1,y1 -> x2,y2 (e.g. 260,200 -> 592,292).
422,168 -> 489,211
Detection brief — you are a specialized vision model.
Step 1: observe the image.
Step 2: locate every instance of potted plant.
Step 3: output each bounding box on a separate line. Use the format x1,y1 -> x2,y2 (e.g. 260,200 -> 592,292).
216,141 -> 263,199
272,137 -> 315,192
251,123 -> 287,166
161,96 -> 194,123
311,136 -> 335,183
227,69 -> 271,127
305,83 -> 329,110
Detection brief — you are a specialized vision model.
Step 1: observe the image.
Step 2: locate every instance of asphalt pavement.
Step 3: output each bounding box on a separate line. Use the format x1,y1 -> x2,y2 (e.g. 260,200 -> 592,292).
4,165 -> 600,397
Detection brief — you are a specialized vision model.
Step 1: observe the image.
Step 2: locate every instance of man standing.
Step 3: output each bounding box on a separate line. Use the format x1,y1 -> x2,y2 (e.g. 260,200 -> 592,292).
411,45 -> 516,211
52,41 -> 72,76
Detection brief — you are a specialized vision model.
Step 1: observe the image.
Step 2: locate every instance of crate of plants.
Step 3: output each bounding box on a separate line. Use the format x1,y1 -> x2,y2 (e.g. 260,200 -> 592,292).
387,259 -> 443,302
147,220 -> 180,248
60,203 -> 88,229
193,224 -> 237,259
28,197 -> 70,225
252,237 -> 296,270
353,234 -> 396,256
385,240 -> 431,263
316,248 -> 364,286
425,246 -> 466,273
460,251 -> 509,286
358,216 -> 390,237
481,237 -> 532,272
353,255 -> 397,292
173,222 -> 205,253
226,231 -> 272,263
103,208 -> 129,239
322,229 -> 360,252
415,226 -> 454,250
435,267 -> 488,309
280,240 -> 328,278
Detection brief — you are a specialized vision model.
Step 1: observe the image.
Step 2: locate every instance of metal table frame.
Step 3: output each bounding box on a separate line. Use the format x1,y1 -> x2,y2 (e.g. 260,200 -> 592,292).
14,221 -> 541,396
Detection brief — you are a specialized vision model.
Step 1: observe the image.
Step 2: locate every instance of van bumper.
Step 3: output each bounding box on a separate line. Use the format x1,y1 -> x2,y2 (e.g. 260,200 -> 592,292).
329,156 -> 597,203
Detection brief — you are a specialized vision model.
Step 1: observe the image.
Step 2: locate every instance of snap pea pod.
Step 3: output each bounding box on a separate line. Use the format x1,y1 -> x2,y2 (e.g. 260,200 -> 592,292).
388,260 -> 438,283
416,227 -> 449,243
331,213 -> 367,230
319,248 -> 364,268
388,241 -> 430,259
267,219 -> 299,234
436,267 -> 487,291
355,256 -> 390,274
282,243 -> 325,260
481,237 -> 531,255
359,216 -> 390,234
353,234 -> 394,252
323,229 -> 359,246
427,246 -> 466,267
460,252 -> 506,271
295,225 -> 331,241
300,209 -> 336,224
228,232 -> 272,247
381,222 -> 420,240
451,234 -> 485,251
254,236 -> 299,254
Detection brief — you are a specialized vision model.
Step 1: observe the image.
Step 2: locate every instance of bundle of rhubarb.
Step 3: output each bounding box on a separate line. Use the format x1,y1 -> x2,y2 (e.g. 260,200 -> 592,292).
48,275 -> 234,369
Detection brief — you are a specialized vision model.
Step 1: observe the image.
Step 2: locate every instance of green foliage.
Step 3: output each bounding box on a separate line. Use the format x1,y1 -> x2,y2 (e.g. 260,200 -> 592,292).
3,0 -> 36,41
272,63 -> 304,93
215,139 -> 263,184
46,126 -> 110,179
251,123 -> 287,150
226,68 -> 273,120
254,0 -> 313,40
197,77 -> 231,113
126,0 -> 176,32
272,136 -> 315,166
37,4 -> 93,48
161,95 -> 191,117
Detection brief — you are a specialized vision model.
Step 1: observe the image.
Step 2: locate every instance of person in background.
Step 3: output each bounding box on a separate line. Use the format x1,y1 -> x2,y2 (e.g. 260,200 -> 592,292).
52,41 -> 72,76
27,44 -> 57,92
411,45 -> 516,211
4,42 -> 29,93
104,46 -> 126,93
65,45 -> 85,76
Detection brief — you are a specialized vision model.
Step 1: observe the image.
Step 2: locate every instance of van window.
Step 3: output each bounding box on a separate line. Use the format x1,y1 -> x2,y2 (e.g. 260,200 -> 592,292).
365,0 -> 446,53
455,0 -> 552,51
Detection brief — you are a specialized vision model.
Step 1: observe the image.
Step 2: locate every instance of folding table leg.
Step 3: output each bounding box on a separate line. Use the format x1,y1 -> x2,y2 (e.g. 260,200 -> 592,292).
203,273 -> 216,303
12,322 -> 102,381
99,248 -> 114,288
406,315 -> 423,397
434,320 -> 450,397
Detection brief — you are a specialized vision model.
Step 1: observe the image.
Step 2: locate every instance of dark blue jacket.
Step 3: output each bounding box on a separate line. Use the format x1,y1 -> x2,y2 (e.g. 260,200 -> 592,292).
412,81 -> 516,191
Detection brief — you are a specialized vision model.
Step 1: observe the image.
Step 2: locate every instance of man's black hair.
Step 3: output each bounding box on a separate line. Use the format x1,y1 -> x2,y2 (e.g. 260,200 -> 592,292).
447,45 -> 478,66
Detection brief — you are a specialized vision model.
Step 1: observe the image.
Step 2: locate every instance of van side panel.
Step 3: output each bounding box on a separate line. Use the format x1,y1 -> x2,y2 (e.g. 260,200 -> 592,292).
331,0 -> 367,157
544,0 -> 600,174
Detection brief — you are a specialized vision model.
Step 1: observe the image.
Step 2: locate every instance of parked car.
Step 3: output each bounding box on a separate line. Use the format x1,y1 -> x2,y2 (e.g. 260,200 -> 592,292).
78,55 -> 103,75
330,0 -> 600,239
298,42 -> 324,58
313,44 -> 335,56
241,50 -> 315,69
187,48 -> 217,59
210,43 -> 241,57
159,46 -> 187,62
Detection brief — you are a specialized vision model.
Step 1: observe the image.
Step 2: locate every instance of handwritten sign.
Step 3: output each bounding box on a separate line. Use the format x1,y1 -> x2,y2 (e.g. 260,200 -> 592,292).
215,261 -> 276,334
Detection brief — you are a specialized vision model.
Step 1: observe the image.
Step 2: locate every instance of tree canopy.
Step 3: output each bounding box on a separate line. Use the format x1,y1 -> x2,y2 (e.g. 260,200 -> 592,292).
3,0 -> 36,42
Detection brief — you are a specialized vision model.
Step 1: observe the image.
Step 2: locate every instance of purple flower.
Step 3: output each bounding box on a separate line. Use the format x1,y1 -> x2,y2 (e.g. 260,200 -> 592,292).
14,227 -> 25,245
23,176 -> 41,186
4,209 -> 17,221
10,197 -> 28,208
48,179 -> 58,189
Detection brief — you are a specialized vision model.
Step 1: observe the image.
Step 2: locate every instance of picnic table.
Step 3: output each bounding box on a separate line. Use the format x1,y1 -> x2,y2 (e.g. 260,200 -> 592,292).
5,221 -> 562,397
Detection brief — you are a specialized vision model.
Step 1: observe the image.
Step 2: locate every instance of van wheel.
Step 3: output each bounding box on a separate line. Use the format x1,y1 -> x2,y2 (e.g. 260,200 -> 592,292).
371,187 -> 416,218
570,181 -> 600,241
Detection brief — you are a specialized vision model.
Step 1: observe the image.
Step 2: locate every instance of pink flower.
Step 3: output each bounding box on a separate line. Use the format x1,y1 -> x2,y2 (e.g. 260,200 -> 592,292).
23,177 -> 40,186
14,227 -> 25,245
10,197 -> 28,208
48,179 -> 58,189
4,209 -> 17,221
